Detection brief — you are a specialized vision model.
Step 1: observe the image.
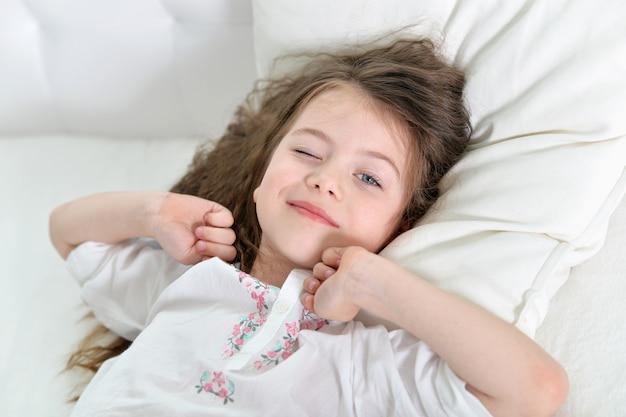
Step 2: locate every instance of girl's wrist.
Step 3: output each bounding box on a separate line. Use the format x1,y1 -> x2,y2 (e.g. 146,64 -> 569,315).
138,191 -> 169,239
347,249 -> 388,313
349,252 -> 416,329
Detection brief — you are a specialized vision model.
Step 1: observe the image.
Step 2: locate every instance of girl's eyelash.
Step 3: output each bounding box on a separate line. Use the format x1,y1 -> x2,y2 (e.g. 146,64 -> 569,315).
294,149 -> 318,159
356,173 -> 382,188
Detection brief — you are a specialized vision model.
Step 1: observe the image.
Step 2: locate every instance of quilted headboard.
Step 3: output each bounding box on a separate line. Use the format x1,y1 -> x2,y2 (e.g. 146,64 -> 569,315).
0,0 -> 257,138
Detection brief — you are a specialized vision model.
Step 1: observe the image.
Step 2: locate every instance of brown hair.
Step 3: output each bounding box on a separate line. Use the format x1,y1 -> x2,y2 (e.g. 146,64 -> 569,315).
67,36 -> 471,396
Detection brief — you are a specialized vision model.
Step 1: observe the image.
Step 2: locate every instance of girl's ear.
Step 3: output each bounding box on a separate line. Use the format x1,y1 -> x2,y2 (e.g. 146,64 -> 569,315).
253,187 -> 259,203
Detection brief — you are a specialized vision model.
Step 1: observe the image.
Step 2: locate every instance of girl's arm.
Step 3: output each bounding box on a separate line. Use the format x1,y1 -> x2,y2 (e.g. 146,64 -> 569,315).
49,191 -> 236,264
301,246 -> 568,417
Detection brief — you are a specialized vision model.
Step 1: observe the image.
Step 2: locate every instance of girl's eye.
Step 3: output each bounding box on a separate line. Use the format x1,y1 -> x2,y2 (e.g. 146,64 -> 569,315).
295,149 -> 319,159
356,173 -> 381,187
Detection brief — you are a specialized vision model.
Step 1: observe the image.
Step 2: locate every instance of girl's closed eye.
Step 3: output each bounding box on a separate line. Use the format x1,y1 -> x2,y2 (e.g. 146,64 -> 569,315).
294,148 -> 321,160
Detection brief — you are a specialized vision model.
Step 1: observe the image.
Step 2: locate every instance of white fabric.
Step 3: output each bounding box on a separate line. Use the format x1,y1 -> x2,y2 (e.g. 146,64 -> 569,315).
535,193 -> 626,416
252,0 -> 626,337
66,240 -> 491,417
68,238 -> 191,340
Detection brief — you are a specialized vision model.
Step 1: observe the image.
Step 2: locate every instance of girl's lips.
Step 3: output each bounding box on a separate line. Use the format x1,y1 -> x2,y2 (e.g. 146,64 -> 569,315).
287,200 -> 339,228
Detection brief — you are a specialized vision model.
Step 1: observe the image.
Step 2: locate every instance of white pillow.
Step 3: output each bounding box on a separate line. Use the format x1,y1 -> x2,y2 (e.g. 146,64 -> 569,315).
252,0 -> 626,336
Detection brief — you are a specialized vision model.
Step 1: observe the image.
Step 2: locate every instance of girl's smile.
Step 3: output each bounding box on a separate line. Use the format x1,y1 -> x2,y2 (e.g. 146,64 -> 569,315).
287,200 -> 340,228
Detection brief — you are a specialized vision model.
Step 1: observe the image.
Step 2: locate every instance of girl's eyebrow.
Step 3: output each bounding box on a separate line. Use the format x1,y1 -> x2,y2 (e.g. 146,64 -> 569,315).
293,127 -> 333,144
292,127 -> 401,178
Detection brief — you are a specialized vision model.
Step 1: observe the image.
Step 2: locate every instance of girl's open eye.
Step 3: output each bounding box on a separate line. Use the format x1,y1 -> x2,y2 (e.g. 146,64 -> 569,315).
356,173 -> 381,187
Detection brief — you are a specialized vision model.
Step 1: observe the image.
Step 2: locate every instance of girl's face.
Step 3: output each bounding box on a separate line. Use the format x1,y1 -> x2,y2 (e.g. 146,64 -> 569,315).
253,86 -> 411,271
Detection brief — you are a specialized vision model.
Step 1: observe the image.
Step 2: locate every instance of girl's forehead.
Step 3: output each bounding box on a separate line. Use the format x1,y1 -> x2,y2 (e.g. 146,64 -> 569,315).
292,85 -> 412,155
300,85 -> 372,117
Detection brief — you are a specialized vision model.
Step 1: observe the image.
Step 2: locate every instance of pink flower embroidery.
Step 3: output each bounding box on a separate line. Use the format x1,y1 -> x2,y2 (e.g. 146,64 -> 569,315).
251,311 -> 330,371
301,308 -> 329,330
213,371 -> 226,387
286,322 -> 298,337
221,271 -> 275,358
224,312 -> 268,355
196,371 -> 236,404
260,321 -> 299,368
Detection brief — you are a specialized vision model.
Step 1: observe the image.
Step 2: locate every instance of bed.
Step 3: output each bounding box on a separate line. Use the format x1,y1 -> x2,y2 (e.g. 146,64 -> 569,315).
1,0 -> 624,416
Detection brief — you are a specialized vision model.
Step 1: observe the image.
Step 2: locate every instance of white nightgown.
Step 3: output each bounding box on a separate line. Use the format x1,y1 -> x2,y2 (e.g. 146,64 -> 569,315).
66,239 -> 491,417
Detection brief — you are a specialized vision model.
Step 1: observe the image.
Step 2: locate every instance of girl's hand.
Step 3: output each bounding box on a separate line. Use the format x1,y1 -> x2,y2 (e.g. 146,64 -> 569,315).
150,193 -> 236,265
301,246 -> 372,322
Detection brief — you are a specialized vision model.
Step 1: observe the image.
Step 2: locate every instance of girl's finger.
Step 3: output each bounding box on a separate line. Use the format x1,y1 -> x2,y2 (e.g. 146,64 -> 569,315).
203,207 -> 234,228
312,262 -> 335,281
195,226 -> 236,246
320,247 -> 344,268
303,276 -> 321,294
195,241 -> 236,262
301,293 -> 315,311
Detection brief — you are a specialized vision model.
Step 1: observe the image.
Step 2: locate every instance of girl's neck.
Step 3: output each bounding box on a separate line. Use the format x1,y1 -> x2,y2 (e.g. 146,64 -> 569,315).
249,252 -> 299,288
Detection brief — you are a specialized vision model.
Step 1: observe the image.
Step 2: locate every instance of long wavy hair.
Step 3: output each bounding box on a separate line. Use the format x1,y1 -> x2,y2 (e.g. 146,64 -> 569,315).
67,36 -> 471,397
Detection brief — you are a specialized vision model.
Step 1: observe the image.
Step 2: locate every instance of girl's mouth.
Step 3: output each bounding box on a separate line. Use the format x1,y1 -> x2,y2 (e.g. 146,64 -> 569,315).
287,201 -> 339,228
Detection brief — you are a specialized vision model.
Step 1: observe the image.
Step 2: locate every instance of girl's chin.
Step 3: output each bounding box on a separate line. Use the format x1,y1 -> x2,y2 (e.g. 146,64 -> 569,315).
259,235 -> 341,270
252,246 -> 320,279
280,252 -> 321,272
283,256 -> 318,271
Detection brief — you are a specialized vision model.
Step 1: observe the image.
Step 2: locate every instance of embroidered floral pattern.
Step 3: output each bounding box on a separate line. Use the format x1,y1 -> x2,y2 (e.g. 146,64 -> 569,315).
195,371 -> 235,404
259,321 -> 299,367
221,271 -> 278,358
223,311 -> 269,358
238,271 -> 274,311
252,311 -> 328,369
301,308 -> 329,330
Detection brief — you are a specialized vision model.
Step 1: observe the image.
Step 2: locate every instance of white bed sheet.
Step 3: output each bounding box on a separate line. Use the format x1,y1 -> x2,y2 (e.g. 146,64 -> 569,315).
0,135 -> 202,417
535,191 -> 626,416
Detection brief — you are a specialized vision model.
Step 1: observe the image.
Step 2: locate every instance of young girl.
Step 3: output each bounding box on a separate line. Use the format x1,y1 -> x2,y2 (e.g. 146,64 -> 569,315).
50,38 -> 567,417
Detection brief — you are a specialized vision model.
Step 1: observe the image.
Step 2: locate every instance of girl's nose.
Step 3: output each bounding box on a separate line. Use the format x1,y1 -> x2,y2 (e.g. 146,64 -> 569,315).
306,169 -> 342,199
